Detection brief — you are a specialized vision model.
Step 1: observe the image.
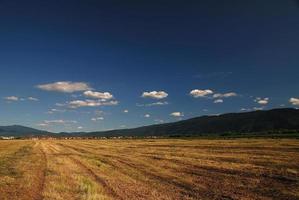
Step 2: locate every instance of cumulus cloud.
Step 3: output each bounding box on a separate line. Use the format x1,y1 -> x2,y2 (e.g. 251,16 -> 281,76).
170,112 -> 184,117
43,119 -> 77,124
37,123 -> 48,127
136,101 -> 169,107
213,92 -> 237,98
240,108 -> 251,112
28,97 -> 39,101
83,90 -> 113,100
213,99 -> 223,103
154,119 -> 164,124
144,114 -> 150,118
142,91 -> 168,99
290,98 -> 299,106
253,107 -> 264,111
254,97 -> 269,105
47,108 -> 66,114
37,81 -> 91,93
91,117 -> 104,121
4,96 -> 19,101
94,110 -> 104,116
68,99 -> 118,108
190,89 -> 213,98
4,96 -> 40,102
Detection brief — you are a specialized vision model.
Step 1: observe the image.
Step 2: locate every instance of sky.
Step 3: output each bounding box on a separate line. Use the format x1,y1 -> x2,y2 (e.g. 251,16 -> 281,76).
0,0 -> 299,132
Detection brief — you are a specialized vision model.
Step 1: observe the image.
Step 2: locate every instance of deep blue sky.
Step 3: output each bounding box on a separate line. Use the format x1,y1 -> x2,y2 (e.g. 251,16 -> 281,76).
0,0 -> 298,132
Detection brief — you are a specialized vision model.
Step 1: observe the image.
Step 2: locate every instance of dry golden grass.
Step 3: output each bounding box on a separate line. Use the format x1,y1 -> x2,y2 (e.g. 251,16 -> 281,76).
0,139 -> 298,200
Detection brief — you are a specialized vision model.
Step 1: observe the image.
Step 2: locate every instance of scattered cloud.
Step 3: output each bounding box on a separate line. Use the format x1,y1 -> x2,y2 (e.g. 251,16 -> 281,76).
142,91 -> 168,99
77,126 -> 83,129
47,108 -> 66,114
94,110 -> 104,116
28,97 -> 39,101
213,92 -> 237,98
154,119 -> 164,123
4,96 -> 19,101
254,97 -> 269,105
213,99 -> 223,103
91,117 -> 104,121
4,96 -> 40,102
253,107 -> 264,111
83,90 -> 113,100
68,100 -> 118,108
123,109 -> 129,113
136,101 -> 169,107
290,98 -> 299,106
190,89 -> 213,98
240,108 -> 251,112
170,112 -> 184,117
43,119 -> 77,124
144,114 -> 150,118
37,81 -> 91,93
37,123 -> 48,127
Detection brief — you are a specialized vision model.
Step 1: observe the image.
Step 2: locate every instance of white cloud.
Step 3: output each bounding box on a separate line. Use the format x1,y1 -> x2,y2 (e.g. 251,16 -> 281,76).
213,92 -> 237,98
43,119 -> 77,124
144,114 -> 150,118
290,98 -> 299,106
47,108 -> 66,114
170,112 -> 184,117
37,81 -> 91,93
77,126 -> 83,129
28,97 -> 39,101
154,119 -> 164,123
123,109 -> 129,113
213,99 -> 223,103
190,89 -> 213,98
240,108 -> 251,111
254,97 -> 269,105
91,117 -> 104,121
142,91 -> 168,99
4,96 -> 19,101
136,101 -> 169,107
94,110 -> 104,116
37,123 -> 48,127
148,101 -> 168,106
68,100 -> 118,108
83,90 -> 113,100
253,107 -> 264,111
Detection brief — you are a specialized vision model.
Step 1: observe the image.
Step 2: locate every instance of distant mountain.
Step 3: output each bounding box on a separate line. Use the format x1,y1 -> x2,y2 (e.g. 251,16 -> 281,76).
0,125 -> 50,137
84,108 -> 299,137
1,108 -> 299,138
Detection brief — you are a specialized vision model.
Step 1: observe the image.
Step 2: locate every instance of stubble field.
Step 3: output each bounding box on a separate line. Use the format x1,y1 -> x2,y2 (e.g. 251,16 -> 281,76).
0,139 -> 298,200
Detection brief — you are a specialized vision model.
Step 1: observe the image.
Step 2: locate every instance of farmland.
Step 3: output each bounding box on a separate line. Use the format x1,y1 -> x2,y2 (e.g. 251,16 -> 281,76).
0,139 -> 298,200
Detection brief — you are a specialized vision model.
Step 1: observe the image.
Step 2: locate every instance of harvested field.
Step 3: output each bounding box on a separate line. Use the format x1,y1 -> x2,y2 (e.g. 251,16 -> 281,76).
0,139 -> 298,200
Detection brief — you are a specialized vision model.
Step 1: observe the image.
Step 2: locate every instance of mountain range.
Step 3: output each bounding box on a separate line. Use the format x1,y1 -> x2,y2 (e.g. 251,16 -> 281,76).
1,108 -> 299,138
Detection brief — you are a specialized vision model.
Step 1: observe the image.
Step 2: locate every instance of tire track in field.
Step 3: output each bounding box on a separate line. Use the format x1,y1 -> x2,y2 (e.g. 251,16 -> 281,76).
69,156 -> 124,200
51,142 -> 123,200
55,142 -> 205,199
35,142 -> 48,200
